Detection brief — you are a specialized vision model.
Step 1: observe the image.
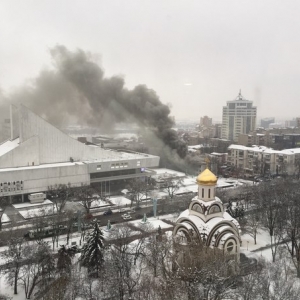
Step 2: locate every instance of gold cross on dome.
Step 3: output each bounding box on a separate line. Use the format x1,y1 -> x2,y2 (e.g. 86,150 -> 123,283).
205,157 -> 210,168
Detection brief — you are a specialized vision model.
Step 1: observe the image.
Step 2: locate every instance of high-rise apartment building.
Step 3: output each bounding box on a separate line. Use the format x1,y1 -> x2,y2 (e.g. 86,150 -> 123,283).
221,91 -> 257,142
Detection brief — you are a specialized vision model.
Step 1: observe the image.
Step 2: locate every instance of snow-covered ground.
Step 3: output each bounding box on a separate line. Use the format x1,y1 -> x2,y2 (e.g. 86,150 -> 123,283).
109,196 -> 131,206
1,213 -> 10,223
0,212 -> 277,300
129,217 -> 173,231
12,199 -> 53,209
182,176 -> 253,193
151,168 -> 186,178
18,206 -> 57,219
11,200 -> 58,220
80,199 -> 109,209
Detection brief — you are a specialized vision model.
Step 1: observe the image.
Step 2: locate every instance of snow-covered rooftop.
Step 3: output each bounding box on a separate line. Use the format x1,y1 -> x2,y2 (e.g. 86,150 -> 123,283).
0,138 -> 19,157
0,161 -> 85,173
151,168 -> 186,179
12,199 -> 54,209
188,144 -> 203,150
229,144 -> 300,155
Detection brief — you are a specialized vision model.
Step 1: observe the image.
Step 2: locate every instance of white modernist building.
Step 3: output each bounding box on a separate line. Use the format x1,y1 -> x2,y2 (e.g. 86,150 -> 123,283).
221,91 -> 257,142
0,105 -> 160,199
228,144 -> 300,176
173,168 -> 241,259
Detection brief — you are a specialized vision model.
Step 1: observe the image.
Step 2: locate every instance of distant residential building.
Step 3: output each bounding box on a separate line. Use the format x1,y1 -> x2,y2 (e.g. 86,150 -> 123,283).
221,91 -> 257,142
260,118 -> 275,129
228,144 -> 300,176
208,152 -> 228,174
213,124 -> 222,138
269,122 -> 284,129
200,115 -> 212,127
285,119 -> 296,127
296,118 -> 300,128
238,131 -> 272,147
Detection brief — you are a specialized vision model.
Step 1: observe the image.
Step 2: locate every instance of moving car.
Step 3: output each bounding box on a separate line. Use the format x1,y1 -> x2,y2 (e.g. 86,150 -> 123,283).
122,213 -> 132,220
103,209 -> 113,216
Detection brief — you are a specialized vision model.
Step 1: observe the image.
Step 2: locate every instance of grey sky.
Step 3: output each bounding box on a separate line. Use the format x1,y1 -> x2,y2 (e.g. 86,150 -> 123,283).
1,0 -> 300,122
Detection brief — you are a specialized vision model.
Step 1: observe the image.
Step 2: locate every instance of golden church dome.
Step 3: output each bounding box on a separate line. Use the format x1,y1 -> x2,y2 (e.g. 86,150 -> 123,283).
196,168 -> 218,186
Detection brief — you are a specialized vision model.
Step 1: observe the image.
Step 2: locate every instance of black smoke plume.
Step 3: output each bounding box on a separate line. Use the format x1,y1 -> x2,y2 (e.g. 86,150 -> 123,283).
2,46 -> 187,160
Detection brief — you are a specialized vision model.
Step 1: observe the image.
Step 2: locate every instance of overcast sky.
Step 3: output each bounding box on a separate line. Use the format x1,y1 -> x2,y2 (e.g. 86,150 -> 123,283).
1,0 -> 300,122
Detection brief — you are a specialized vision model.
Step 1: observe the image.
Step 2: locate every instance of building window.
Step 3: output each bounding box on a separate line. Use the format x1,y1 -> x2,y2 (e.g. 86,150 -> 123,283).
209,204 -> 221,214
208,189 -> 211,198
116,163 -> 120,168
111,164 -> 115,169
202,188 -> 204,198
124,163 -> 128,168
96,165 -> 101,170
226,241 -> 234,253
137,161 -> 141,167
192,203 -> 203,213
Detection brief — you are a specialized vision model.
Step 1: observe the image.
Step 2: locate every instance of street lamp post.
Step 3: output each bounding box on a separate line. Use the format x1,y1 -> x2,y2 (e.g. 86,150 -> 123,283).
152,197 -> 157,218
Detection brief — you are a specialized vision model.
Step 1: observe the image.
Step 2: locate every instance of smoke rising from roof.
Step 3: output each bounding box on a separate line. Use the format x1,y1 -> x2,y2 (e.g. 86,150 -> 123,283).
1,45 -> 187,159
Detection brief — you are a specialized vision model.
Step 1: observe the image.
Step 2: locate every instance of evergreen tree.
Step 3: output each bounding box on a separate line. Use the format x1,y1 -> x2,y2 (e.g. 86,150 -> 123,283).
80,221 -> 105,277
57,244 -> 77,275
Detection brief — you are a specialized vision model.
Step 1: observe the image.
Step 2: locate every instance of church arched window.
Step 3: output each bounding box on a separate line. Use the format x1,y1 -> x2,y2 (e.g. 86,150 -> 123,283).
208,204 -> 221,214
192,203 -> 203,214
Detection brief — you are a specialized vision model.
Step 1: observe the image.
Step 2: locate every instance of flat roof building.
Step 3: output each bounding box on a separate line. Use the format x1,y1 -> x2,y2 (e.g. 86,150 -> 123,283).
0,105 -> 159,198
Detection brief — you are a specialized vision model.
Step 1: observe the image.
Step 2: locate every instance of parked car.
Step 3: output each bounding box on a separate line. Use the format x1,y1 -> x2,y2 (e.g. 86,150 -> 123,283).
103,209 -> 113,216
122,213 -> 132,220
119,208 -> 127,213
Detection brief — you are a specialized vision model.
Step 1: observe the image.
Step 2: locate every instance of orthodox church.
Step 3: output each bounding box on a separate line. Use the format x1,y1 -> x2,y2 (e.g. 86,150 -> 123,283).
173,168 -> 241,259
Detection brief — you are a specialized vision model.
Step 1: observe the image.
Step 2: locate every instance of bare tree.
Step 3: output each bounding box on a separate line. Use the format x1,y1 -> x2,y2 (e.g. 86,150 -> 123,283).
0,237 -> 24,295
244,211 -> 261,245
76,185 -> 95,214
253,180 -> 285,262
295,157 -> 300,179
127,178 -> 150,208
37,276 -> 69,300
105,224 -> 149,300
48,213 -> 65,250
281,181 -> 300,277
163,178 -> 183,201
63,209 -> 76,245
173,239 -> 239,300
47,183 -> 73,214
19,240 -> 55,299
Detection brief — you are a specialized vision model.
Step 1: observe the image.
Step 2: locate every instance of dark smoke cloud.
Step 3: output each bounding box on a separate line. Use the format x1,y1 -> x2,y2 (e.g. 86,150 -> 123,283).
1,45 -> 187,159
